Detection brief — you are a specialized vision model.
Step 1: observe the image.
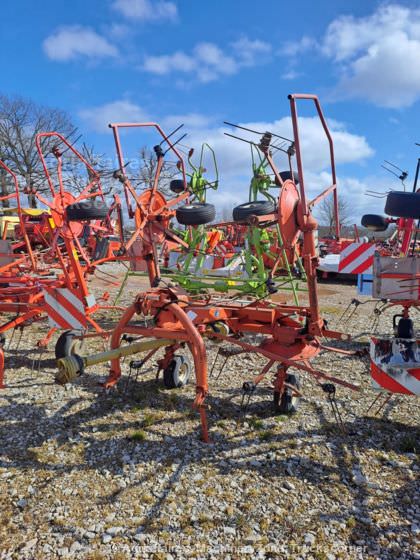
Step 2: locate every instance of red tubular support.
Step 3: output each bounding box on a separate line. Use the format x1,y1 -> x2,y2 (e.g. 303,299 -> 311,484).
167,302 -> 209,442
106,303 -> 137,386
288,93 -> 340,240
0,346 -> 5,388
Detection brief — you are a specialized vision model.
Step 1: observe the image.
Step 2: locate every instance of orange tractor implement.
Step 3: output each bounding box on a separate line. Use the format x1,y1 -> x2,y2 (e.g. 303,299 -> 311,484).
57,94 -> 361,442
0,132 -> 127,387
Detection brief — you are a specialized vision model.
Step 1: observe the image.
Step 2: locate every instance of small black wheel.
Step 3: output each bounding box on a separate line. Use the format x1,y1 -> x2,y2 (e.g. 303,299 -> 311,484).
169,179 -> 186,194
66,200 -> 109,221
265,172 -> 299,187
163,355 -> 191,389
273,373 -> 300,414
176,203 -> 215,226
280,170 -> 299,185
232,200 -> 276,222
361,214 -> 388,232
55,330 -> 82,359
385,191 -> 420,219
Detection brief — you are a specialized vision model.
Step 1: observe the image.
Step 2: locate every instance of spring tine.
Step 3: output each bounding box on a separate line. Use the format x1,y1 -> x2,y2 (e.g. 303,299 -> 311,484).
366,392 -> 382,414
37,348 -> 45,375
375,393 -> 393,416
31,351 -> 38,373
344,304 -> 360,325
209,347 -> 221,378
15,329 -> 24,352
338,301 -> 353,322
159,123 -> 184,147
328,395 -> 345,432
215,356 -> 230,380
7,328 -> 16,351
240,391 -> 252,417
123,365 -> 133,394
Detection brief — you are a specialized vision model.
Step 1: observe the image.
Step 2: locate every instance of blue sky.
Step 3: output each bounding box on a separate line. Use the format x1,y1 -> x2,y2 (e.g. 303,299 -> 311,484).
1,0 -> 420,220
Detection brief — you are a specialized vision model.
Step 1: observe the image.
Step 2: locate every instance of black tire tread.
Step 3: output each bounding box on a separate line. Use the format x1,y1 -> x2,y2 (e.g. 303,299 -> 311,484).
55,330 -> 79,359
385,191 -> 420,219
361,214 -> 388,232
66,200 -> 109,221
170,179 -> 186,194
163,355 -> 191,389
273,373 -> 300,414
176,203 -> 215,226
233,200 -> 276,222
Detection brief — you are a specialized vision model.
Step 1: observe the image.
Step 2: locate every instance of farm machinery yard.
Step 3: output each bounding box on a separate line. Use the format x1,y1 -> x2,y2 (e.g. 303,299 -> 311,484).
0,93 -> 418,559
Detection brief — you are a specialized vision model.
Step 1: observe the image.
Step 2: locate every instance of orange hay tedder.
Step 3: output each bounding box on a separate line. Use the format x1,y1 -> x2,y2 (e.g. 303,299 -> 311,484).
0,133 -> 126,387
56,94 -> 361,442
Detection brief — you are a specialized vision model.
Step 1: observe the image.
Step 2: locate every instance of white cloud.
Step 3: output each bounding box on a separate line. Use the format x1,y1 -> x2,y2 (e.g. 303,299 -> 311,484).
79,100 -> 148,132
143,51 -> 196,75
322,4 -> 420,108
112,0 -> 177,21
78,102 -> 375,220
334,31 -> 420,107
197,116 -> 373,175
281,69 -> 301,80
43,26 -> 118,61
321,4 -> 419,62
278,4 -> 420,108
177,115 -> 374,218
280,36 -> 317,57
142,37 -> 272,83
231,37 -> 272,66
280,4 -> 420,108
162,113 -> 215,130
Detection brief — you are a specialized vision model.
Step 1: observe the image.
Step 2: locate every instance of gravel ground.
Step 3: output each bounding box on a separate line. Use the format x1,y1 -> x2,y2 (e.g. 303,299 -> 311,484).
0,270 -> 418,559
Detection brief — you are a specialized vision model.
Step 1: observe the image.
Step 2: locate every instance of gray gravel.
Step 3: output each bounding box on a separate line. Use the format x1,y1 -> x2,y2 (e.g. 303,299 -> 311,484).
0,275 -> 418,559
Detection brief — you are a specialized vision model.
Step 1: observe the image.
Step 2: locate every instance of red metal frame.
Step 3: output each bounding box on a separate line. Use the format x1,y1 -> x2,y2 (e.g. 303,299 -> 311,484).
0,134 -> 128,386
100,96 -> 358,442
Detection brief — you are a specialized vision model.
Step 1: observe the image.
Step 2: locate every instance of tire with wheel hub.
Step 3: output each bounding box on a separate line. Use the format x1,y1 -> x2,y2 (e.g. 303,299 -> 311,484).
176,203 -> 215,226
279,170 -> 299,185
232,200 -> 276,222
384,191 -> 420,219
169,179 -> 186,194
55,330 -> 83,359
163,355 -> 191,389
66,200 -> 109,221
273,373 -> 300,414
361,214 -> 388,231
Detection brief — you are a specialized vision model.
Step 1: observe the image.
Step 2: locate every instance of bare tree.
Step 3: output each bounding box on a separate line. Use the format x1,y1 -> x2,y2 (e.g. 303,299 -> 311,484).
134,147 -> 181,196
0,94 -> 75,207
318,196 -> 352,235
61,143 -> 114,198
218,204 -> 233,222
0,166 -> 11,208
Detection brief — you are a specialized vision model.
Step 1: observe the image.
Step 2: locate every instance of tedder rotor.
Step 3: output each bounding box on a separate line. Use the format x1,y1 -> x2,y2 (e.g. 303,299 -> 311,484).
57,94 -> 360,442
0,133 -> 127,387
355,149 -> 420,411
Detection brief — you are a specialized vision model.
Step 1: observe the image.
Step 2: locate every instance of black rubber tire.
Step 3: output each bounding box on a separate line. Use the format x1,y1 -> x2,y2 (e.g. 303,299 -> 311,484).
361,214 -> 388,232
385,191 -> 420,219
55,330 -> 82,359
66,200 -> 109,221
396,317 -> 414,339
169,179 -> 186,194
273,373 -> 300,414
232,200 -> 276,222
280,170 -> 299,185
163,355 -> 191,389
176,203 -> 215,226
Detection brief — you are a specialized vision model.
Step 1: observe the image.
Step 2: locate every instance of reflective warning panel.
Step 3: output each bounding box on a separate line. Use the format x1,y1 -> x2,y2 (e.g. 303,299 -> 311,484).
43,287 -> 88,330
338,242 -> 375,275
